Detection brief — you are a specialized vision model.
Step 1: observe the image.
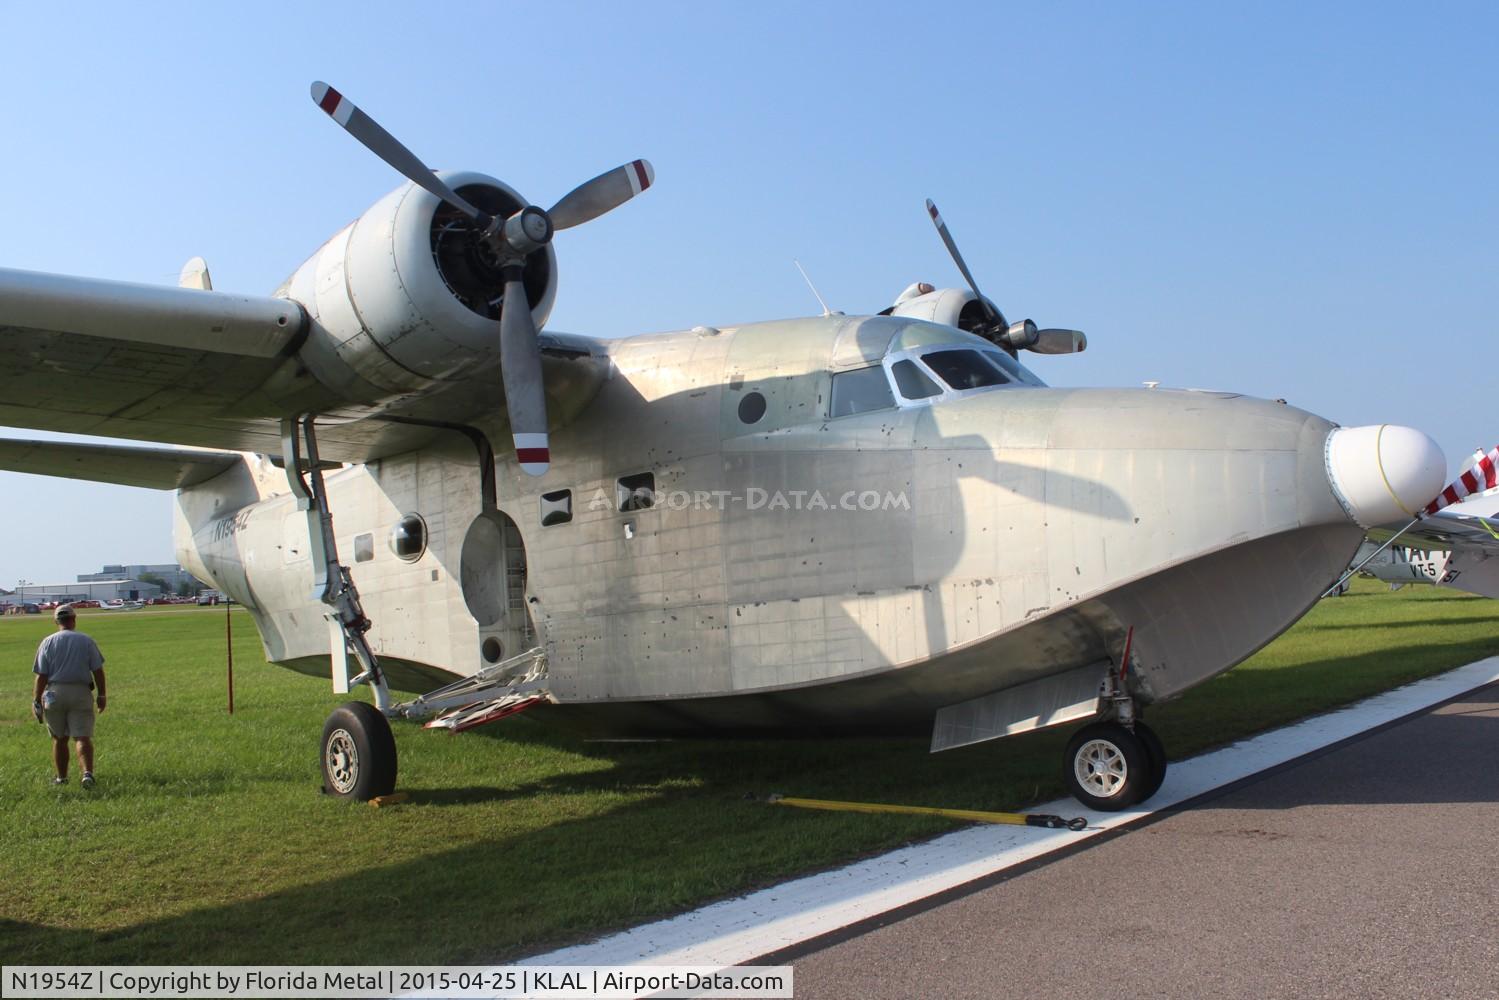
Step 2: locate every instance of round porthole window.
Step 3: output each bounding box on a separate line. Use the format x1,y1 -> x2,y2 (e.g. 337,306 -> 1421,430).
481,637 -> 504,663
738,390 -> 767,424
390,513 -> 428,561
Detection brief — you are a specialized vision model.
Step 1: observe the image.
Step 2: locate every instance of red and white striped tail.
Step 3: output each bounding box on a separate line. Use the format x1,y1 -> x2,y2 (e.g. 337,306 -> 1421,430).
1425,444 -> 1499,515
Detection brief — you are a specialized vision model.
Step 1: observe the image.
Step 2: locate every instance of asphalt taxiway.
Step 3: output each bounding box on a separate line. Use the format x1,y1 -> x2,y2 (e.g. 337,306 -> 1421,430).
786,683 -> 1499,999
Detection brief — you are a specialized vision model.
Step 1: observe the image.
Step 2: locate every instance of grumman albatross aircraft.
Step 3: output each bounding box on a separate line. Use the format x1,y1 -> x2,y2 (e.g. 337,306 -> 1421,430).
0,83 -> 1455,810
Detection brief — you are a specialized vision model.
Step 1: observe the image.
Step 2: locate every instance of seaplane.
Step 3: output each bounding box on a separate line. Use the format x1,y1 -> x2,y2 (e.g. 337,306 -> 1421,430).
0,83 -> 1475,809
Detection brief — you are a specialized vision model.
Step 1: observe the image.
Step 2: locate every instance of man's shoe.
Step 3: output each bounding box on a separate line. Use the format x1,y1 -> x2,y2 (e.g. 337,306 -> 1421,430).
51,776 -> 66,786
81,772 -> 95,789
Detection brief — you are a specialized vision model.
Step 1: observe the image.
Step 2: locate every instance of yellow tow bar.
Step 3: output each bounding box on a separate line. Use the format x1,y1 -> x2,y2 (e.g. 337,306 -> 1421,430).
768,794 -> 1089,832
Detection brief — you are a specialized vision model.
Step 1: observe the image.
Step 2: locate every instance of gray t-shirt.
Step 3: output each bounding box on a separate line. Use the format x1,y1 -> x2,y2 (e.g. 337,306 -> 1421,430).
33,630 -> 105,685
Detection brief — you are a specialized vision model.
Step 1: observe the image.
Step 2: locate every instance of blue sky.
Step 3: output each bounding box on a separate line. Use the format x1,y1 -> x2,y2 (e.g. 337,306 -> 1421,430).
1,3 -> 1495,584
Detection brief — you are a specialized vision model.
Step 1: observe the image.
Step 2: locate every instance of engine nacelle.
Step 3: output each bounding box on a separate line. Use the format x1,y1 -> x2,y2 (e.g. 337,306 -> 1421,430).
277,171 -> 558,403
887,286 -> 996,336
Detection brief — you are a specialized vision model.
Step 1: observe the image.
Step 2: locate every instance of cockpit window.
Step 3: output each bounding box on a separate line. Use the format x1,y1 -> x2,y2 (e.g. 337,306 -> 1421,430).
830,365 -> 896,417
985,350 -> 1046,387
922,349 -> 1009,391
890,359 -> 943,400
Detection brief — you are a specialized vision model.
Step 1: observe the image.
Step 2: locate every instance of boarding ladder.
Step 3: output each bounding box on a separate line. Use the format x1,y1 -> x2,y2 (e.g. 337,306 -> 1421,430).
394,646 -> 550,733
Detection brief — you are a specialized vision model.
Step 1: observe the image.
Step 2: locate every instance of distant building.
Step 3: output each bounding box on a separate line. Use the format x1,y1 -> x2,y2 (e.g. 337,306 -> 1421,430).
79,563 -> 203,594
15,579 -> 163,603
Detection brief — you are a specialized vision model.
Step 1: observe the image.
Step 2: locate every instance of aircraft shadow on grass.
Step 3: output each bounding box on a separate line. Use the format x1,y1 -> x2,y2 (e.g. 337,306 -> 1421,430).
8,638 -> 1497,965
1309,615 -> 1498,632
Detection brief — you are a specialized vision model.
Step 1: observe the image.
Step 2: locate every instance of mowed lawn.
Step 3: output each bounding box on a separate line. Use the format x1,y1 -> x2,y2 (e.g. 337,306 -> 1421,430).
2,583 -> 1497,964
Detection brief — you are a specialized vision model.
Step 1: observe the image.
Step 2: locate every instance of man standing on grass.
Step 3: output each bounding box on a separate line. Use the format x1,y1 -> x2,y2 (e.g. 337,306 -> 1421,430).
31,604 -> 107,788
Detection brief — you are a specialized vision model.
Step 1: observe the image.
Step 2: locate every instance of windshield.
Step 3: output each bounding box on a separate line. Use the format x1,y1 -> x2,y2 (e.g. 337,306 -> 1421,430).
921,349 -> 1010,391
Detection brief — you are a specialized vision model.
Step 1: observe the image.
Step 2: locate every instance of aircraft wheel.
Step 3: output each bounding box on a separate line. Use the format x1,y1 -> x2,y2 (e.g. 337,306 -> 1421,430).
1133,720 -> 1168,804
1063,722 -> 1149,812
321,701 -> 397,801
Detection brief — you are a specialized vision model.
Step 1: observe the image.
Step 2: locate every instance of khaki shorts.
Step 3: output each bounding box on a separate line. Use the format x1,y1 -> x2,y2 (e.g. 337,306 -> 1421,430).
43,682 -> 95,740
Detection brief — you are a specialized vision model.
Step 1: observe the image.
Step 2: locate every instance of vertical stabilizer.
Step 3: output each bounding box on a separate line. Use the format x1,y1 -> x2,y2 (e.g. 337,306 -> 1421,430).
178,256 -> 213,290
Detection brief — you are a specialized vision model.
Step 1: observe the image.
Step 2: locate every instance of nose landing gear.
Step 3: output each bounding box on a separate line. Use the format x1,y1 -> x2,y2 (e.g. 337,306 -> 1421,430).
1062,719 -> 1168,811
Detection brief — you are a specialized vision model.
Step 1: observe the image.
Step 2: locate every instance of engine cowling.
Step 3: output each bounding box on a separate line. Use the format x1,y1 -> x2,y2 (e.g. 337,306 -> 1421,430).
887,287 -> 996,335
277,171 -> 558,404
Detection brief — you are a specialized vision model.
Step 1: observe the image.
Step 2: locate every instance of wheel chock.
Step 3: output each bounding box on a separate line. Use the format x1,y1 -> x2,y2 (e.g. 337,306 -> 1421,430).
368,792 -> 409,808
766,793 -> 1088,831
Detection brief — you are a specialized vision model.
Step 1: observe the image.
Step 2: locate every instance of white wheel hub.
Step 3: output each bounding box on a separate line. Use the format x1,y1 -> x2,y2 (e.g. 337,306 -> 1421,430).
1075,738 -> 1128,799
326,727 -> 360,794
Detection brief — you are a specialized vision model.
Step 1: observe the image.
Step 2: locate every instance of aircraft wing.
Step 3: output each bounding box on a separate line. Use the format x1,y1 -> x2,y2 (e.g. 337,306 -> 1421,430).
0,266 -> 337,452
0,437 -> 243,490
1372,493 -> 1499,556
1366,492 -> 1499,599
0,267 -> 608,464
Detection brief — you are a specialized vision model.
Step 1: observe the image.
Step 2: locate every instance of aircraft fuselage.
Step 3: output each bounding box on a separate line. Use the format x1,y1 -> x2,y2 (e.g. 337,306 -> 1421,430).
177,313 -> 1366,737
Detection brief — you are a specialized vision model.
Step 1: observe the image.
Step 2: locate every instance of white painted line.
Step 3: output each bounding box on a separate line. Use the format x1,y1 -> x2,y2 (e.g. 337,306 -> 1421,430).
519,656 -> 1499,970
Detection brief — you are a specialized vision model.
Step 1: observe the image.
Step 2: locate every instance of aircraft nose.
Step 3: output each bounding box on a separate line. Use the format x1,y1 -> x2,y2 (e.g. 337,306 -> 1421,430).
1325,424 -> 1446,528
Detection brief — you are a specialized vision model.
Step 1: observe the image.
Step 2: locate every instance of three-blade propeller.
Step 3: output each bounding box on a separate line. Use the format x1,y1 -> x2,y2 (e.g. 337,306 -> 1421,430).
310,81 -> 655,475
924,198 -> 1085,355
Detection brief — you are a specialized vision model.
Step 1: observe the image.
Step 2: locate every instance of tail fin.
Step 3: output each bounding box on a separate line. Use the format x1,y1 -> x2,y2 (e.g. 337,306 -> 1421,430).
178,256 -> 213,291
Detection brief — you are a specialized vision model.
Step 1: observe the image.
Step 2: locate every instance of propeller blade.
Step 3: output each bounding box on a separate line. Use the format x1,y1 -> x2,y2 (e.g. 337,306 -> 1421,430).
925,198 -> 1002,325
549,160 -> 655,231
1031,329 -> 1087,355
310,81 -> 489,224
498,268 -> 550,476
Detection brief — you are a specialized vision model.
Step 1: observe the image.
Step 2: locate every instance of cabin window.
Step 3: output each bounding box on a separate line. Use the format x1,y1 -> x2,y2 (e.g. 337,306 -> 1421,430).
390,513 -> 427,561
617,472 -> 656,512
830,365 -> 896,417
540,489 -> 573,527
890,359 -> 943,400
738,391 -> 767,424
922,349 -> 1009,391
353,533 -> 374,563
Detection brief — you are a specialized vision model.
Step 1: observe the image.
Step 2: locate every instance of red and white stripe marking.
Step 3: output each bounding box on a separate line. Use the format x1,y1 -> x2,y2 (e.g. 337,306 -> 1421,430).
514,432 -> 550,476
927,201 -> 944,227
310,81 -> 355,127
1426,444 -> 1499,515
628,159 -> 655,196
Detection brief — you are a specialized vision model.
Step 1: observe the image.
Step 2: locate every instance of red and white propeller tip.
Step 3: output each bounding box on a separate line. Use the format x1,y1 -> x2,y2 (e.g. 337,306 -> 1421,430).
513,434 -> 550,477
309,80 -> 487,223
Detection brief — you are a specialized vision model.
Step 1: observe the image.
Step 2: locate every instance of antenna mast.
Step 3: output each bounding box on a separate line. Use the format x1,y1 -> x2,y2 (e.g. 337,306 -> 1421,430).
793,259 -> 834,317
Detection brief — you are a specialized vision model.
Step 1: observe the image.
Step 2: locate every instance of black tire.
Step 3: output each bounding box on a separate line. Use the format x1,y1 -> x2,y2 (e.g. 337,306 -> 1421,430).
321,701 -> 397,801
1063,722 -> 1149,812
1133,720 -> 1168,804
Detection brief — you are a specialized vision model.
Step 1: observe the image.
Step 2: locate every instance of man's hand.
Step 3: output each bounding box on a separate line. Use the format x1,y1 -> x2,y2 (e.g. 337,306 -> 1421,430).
96,694 -> 106,714
32,700 -> 43,724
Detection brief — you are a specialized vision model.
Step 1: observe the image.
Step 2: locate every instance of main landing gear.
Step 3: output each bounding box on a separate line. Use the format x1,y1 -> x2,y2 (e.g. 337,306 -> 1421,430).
1062,719 -> 1168,811
322,701 -> 397,800
284,415 -> 399,801
316,648 -> 549,801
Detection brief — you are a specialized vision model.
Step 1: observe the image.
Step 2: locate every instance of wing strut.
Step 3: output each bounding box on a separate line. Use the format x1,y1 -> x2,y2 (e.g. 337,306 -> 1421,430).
281,415 -> 391,713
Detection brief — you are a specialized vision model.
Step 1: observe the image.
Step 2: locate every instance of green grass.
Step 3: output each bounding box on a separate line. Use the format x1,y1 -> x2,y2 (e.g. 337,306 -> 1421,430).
2,582 -> 1496,963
